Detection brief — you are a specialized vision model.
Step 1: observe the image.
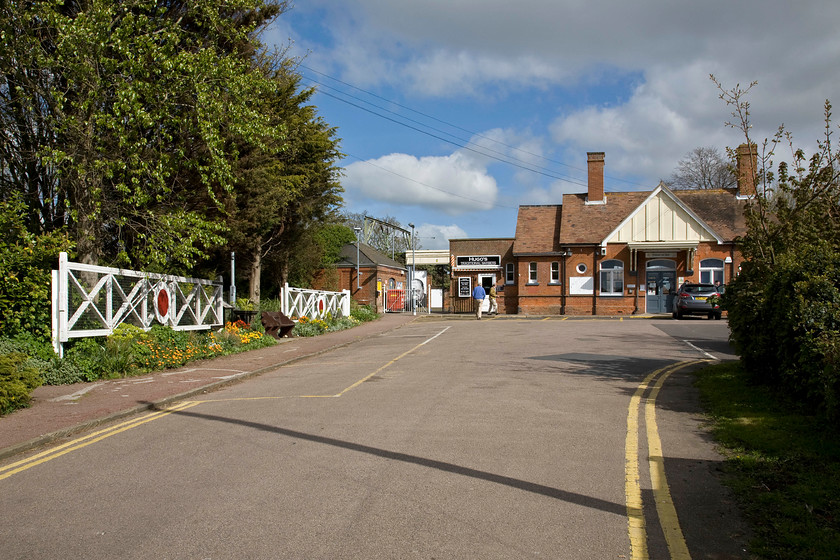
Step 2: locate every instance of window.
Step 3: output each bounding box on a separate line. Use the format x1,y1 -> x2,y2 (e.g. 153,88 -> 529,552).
505,262 -> 515,284
388,278 -> 395,289
700,258 -> 724,285
528,262 -> 538,284
576,263 -> 587,274
600,259 -> 624,295
550,262 -> 560,284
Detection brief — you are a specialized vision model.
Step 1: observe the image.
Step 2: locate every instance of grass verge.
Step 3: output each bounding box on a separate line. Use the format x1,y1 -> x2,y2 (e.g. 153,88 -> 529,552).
694,361 -> 840,559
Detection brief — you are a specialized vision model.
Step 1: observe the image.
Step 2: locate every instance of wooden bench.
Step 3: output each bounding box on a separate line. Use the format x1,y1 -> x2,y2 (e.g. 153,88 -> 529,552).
260,311 -> 295,339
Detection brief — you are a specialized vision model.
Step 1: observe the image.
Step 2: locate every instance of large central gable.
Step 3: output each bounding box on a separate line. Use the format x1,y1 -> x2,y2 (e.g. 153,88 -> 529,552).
604,184 -> 723,246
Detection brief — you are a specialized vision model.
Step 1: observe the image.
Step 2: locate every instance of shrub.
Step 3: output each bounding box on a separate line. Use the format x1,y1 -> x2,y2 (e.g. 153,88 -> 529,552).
727,242 -> 840,421
350,303 -> 378,323
0,197 -> 73,341
0,352 -> 42,415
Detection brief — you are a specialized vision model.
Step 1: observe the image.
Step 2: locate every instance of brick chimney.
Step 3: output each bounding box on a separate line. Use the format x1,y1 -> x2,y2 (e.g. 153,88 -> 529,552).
736,143 -> 757,197
587,152 -> 605,204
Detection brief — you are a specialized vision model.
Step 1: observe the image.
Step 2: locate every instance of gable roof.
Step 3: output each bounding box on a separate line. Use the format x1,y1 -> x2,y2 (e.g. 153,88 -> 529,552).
335,243 -> 406,270
603,183 -> 724,246
513,186 -> 749,251
513,205 -> 562,255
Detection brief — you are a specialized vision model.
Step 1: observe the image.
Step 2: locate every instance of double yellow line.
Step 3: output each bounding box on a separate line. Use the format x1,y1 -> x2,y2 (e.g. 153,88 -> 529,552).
625,360 -> 703,559
0,401 -> 202,481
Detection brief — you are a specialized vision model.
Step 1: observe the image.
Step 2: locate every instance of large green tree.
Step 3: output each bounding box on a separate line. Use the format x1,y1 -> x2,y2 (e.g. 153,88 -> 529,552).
1,0 -> 287,271
227,66 -> 343,302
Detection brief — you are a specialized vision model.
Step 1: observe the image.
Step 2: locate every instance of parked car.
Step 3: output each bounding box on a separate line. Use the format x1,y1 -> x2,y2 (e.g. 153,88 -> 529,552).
672,282 -> 722,320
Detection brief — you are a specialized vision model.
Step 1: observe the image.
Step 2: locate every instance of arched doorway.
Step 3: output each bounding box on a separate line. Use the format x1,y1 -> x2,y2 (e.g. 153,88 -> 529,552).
645,259 -> 676,314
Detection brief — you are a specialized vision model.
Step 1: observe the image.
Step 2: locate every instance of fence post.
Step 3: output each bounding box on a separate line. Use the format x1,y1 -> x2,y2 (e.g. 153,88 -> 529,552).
341,290 -> 350,318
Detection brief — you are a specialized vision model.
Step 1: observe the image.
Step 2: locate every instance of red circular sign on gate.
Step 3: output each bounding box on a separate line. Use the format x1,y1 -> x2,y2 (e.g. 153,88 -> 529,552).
154,283 -> 171,324
157,289 -> 170,317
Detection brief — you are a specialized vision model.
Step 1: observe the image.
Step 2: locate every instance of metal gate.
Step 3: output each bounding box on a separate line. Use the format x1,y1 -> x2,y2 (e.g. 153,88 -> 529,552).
384,289 -> 408,312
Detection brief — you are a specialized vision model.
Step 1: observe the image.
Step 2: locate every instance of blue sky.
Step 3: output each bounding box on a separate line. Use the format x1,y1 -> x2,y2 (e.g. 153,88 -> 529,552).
266,1 -> 840,250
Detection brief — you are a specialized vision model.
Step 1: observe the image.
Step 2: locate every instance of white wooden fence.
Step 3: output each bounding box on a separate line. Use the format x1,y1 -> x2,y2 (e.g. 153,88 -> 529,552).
51,252 -> 224,355
281,283 -> 350,320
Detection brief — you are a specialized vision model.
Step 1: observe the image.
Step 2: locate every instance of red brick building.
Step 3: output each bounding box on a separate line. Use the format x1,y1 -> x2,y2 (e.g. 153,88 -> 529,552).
449,147 -> 754,316
312,243 -> 407,313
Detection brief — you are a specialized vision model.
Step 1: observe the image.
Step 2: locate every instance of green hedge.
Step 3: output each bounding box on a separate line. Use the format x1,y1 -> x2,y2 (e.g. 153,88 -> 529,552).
726,242 -> 840,421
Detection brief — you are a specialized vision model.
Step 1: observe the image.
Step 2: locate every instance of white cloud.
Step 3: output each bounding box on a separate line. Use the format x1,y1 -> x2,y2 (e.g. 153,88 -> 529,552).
343,151 -> 498,215
415,224 -> 468,250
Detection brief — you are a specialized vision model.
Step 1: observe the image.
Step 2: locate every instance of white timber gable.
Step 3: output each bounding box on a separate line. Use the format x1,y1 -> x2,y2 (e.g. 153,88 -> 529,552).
603,183 -> 722,246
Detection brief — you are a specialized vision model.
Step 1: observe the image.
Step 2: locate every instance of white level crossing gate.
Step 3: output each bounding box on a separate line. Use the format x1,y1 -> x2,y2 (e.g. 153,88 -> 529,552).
51,252 -> 224,356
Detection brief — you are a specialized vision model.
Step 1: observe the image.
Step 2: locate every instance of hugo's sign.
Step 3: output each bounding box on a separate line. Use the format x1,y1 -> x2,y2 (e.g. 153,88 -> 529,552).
456,255 -> 501,266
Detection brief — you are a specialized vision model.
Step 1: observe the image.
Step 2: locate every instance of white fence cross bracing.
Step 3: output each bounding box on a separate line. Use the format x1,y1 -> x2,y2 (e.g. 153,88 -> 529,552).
51,252 -> 225,356
281,283 -> 350,320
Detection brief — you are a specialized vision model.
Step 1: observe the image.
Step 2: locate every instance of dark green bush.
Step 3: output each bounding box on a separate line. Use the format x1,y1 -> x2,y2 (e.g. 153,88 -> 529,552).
727,242 -> 840,421
0,352 -> 43,415
0,197 -> 73,341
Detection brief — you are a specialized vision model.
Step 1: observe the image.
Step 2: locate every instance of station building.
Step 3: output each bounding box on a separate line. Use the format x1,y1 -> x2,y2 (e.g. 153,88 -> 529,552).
449,147 -> 754,316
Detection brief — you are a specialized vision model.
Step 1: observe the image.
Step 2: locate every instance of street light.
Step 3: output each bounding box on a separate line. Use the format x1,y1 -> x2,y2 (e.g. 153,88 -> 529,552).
408,223 -> 415,315
353,227 -> 362,291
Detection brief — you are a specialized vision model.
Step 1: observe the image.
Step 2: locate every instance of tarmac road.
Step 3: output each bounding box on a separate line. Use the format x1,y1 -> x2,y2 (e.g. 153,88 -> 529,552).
0,315 -> 749,559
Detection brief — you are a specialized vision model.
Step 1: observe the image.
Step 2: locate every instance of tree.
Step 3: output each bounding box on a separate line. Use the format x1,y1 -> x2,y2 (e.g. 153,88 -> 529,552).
714,76 -> 840,421
666,146 -> 736,190
227,66 -> 343,302
1,0 -> 288,271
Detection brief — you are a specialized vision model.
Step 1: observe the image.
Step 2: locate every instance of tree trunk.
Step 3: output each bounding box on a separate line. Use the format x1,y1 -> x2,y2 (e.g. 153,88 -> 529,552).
249,241 -> 261,305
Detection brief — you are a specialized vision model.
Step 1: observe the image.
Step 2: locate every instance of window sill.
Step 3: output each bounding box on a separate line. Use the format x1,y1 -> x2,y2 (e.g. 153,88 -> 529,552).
526,282 -> 539,286
599,293 -> 624,297
548,282 -> 562,286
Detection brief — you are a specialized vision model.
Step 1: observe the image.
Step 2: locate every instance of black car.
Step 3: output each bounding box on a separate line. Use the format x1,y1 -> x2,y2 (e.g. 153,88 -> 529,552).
672,282 -> 722,320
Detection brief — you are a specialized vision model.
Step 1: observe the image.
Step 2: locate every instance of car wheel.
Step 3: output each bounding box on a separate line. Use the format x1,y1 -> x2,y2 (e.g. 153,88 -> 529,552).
714,312 -> 722,320
675,308 -> 682,320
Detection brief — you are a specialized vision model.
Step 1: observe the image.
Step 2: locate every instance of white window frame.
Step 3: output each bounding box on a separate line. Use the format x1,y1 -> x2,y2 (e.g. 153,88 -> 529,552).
599,259 -> 624,295
505,262 -> 515,284
528,262 -> 538,284
700,258 -> 725,285
550,261 -> 560,284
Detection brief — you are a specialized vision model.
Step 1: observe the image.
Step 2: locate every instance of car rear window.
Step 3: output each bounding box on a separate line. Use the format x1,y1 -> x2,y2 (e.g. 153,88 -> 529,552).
684,285 -> 716,294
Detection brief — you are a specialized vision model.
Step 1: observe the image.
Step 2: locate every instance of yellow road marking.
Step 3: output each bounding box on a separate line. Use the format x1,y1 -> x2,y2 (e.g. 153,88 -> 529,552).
625,360 -> 701,559
646,365 -> 696,559
0,401 -> 201,481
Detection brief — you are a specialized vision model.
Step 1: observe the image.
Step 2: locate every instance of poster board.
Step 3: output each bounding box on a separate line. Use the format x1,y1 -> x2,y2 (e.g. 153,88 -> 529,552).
570,276 -> 594,295
458,277 -> 472,298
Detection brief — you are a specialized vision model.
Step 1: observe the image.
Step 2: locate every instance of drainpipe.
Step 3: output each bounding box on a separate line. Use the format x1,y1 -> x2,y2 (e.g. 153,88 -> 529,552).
592,246 -> 599,315
561,250 -> 568,314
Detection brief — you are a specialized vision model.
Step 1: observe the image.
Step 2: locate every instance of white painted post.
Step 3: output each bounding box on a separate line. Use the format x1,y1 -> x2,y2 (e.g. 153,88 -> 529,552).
341,290 -> 351,318
51,269 -> 61,357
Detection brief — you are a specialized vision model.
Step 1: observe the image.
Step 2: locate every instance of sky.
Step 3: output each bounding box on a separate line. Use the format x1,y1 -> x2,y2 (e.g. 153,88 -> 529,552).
266,1 -> 840,250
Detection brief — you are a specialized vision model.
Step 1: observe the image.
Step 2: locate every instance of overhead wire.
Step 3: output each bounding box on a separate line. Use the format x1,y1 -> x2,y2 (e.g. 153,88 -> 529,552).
299,64 -> 648,189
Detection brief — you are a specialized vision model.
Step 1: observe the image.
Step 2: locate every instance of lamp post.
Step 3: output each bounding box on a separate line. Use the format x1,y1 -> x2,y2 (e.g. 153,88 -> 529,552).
408,223 -> 415,315
353,227 -> 362,291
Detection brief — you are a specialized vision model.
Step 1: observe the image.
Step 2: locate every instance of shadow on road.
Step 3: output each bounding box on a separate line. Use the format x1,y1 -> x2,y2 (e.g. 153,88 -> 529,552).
161,405 -> 627,517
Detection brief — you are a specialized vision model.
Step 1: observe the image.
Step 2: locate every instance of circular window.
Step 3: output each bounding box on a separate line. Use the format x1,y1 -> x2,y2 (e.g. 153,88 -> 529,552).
576,263 -> 587,274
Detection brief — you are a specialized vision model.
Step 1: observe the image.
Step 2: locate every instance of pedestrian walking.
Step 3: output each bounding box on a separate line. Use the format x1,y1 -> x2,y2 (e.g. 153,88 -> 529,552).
472,284 -> 486,319
488,285 -> 497,315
